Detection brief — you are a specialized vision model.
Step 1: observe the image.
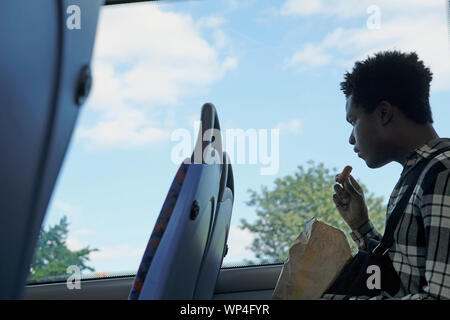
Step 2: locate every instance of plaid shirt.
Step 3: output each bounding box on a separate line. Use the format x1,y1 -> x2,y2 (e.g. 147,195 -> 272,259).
326,138 -> 450,300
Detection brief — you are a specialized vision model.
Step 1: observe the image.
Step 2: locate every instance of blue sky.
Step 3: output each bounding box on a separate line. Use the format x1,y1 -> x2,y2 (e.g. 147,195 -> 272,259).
42,0 -> 450,276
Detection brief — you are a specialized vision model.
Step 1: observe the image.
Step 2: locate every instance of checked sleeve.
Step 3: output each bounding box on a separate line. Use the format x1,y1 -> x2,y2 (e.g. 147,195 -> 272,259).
418,167 -> 450,299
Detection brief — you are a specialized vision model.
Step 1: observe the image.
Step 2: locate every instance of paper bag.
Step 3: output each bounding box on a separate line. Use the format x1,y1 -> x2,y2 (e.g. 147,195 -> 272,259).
272,218 -> 352,300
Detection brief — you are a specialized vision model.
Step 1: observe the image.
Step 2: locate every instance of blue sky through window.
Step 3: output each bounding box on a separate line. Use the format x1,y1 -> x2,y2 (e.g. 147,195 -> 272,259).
43,0 -> 450,275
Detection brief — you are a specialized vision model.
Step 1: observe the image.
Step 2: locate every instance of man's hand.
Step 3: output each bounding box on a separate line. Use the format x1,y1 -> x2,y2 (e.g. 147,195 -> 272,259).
332,174 -> 369,230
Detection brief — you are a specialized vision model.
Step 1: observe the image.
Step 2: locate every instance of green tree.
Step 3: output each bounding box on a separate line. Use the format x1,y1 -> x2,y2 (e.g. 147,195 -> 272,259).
29,216 -> 98,282
240,161 -> 386,264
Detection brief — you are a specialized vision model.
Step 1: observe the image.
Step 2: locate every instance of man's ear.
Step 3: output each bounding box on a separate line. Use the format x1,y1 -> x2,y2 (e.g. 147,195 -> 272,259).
377,101 -> 394,126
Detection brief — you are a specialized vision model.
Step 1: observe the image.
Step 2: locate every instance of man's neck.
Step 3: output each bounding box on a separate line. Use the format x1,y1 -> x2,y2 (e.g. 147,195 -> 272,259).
394,124 -> 439,166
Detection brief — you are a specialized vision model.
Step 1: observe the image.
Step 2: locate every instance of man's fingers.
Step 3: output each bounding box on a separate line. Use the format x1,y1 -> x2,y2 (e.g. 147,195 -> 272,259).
333,194 -> 347,209
333,184 -> 350,207
349,175 -> 363,192
343,175 -> 361,197
334,184 -> 350,204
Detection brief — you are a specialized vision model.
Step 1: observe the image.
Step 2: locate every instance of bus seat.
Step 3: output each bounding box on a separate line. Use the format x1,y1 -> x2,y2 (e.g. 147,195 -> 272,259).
129,103 -> 234,300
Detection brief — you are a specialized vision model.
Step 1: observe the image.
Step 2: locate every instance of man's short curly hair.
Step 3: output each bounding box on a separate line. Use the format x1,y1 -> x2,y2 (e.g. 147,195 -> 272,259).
341,50 -> 434,124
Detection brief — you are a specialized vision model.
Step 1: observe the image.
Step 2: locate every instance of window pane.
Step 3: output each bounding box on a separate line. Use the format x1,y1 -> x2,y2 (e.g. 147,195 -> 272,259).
29,0 -> 450,283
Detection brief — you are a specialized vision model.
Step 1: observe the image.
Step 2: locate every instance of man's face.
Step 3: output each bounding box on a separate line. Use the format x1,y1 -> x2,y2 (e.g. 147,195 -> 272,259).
346,95 -> 392,168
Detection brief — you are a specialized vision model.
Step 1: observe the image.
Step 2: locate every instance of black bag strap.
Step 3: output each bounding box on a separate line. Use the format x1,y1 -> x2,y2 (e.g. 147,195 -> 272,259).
373,146 -> 450,255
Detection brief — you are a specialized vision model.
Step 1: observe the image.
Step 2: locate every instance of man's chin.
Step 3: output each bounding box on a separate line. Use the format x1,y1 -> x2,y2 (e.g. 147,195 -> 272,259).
363,156 -> 389,169
366,161 -> 379,169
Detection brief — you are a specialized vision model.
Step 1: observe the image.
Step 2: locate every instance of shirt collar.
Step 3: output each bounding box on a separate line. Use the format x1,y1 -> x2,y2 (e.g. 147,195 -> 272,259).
401,137 -> 450,177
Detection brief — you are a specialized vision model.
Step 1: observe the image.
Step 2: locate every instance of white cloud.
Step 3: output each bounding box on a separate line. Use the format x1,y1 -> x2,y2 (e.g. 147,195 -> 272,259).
65,234 -> 144,273
224,0 -> 256,11
226,226 -> 256,259
66,229 -> 95,251
286,43 -> 332,70
214,29 -> 229,49
275,119 -> 303,135
76,105 -> 171,148
196,15 -> 227,29
89,245 -> 141,261
281,0 -> 328,17
78,5 -> 237,149
96,247 -> 128,261
66,236 -> 86,252
280,0 -> 443,19
283,1 -> 450,91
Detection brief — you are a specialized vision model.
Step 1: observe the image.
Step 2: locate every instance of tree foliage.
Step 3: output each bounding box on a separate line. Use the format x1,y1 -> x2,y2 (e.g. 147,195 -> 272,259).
29,216 -> 98,282
241,161 -> 386,264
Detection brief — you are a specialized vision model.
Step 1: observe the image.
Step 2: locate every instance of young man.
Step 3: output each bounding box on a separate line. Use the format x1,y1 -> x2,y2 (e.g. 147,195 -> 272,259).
330,51 -> 450,299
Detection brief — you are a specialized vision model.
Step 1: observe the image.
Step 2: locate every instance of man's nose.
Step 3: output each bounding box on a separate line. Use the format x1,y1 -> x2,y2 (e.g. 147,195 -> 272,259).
349,129 -> 356,145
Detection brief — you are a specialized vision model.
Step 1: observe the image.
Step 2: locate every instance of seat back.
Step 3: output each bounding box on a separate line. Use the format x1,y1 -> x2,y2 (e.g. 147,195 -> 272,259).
130,103 -> 234,299
128,161 -> 190,299
193,154 -> 234,299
